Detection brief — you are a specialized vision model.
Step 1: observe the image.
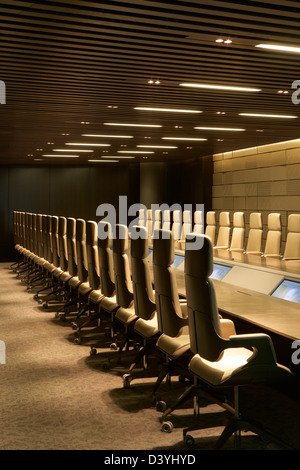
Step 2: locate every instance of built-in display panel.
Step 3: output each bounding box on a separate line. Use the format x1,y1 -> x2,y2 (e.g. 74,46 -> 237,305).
210,263 -> 232,281
271,279 -> 300,304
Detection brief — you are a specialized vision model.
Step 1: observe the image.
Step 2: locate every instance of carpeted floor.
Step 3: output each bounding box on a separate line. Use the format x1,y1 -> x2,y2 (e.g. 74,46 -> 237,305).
1,261 -> 300,451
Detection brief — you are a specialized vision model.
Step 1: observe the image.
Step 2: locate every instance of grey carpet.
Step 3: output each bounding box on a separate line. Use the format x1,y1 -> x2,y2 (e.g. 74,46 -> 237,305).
1,262 -> 300,451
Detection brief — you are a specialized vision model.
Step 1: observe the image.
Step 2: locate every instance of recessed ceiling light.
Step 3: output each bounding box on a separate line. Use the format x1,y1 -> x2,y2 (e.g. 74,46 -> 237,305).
162,137 -> 207,141
180,83 -> 261,92
42,154 -> 79,157
134,107 -> 202,113
255,44 -> 300,53
104,123 -> 162,127
239,113 -> 297,118
136,145 -> 177,148
65,143 -> 111,146
215,38 -> 223,43
88,159 -> 119,162
117,150 -> 154,154
224,39 -> 232,44
81,134 -> 133,138
194,127 -> 245,131
103,156 -> 135,159
53,149 -> 94,152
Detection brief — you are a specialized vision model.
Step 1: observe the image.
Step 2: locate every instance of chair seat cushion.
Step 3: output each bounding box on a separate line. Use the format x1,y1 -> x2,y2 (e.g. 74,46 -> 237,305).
156,327 -> 190,359
134,313 -> 159,338
115,305 -> 137,325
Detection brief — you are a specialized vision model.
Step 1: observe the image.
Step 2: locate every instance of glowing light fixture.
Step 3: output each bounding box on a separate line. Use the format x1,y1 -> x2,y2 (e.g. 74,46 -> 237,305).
117,150 -> 154,154
162,137 -> 207,141
134,107 -> 202,113
255,44 -> 300,53
194,127 -> 245,131
81,134 -> 133,138
136,145 -> 177,148
180,83 -> 261,92
42,154 -> 79,157
65,143 -> 111,146
88,159 -> 119,162
239,113 -> 297,119
104,123 -> 162,127
53,149 -> 93,152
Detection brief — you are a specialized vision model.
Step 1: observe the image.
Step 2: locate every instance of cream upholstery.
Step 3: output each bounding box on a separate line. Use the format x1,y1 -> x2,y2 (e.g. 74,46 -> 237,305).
205,211 -> 216,246
172,210 -> 182,244
245,212 -> 263,255
152,209 -> 161,238
263,213 -> 282,259
162,210 -> 171,231
214,211 -> 230,250
283,214 -> 300,260
147,209 -> 152,241
229,212 -> 244,252
193,211 -> 203,235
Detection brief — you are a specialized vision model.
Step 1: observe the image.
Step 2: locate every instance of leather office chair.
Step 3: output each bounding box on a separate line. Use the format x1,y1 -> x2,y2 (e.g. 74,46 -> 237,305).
205,211 -> 216,246
245,212 -> 263,255
263,213 -> 282,259
181,233 -> 294,449
283,213 -> 300,260
193,211 -> 203,235
152,210 -> 162,238
179,210 -> 193,250
229,212 -> 245,253
152,228 -> 192,405
122,225 -> 160,387
172,210 -> 182,248
214,211 -> 231,250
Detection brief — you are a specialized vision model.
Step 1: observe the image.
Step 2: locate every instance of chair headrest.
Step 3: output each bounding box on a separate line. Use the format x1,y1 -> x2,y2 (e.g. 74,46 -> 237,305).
58,217 -> 66,236
154,210 -> 161,221
147,209 -> 152,220
67,218 -> 76,237
194,211 -> 203,224
183,210 -> 192,223
97,220 -> 113,249
51,216 -> 59,233
288,213 -> 300,233
76,219 -> 86,241
153,229 -> 174,267
219,211 -> 230,227
113,224 -> 128,254
163,210 -> 170,222
173,210 -> 181,223
233,212 -> 244,228
206,211 -> 216,226
86,220 -> 97,245
130,226 -> 148,259
268,213 -> 281,231
185,234 -> 213,278
249,212 -> 262,229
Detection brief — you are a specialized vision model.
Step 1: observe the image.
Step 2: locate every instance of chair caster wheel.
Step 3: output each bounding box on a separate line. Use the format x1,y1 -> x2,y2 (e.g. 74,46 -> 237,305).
55,312 -> 60,318
90,347 -> 97,356
74,337 -> 81,345
38,298 -> 43,304
161,421 -> 173,433
184,434 -> 195,447
34,294 -> 38,300
110,342 -> 118,350
156,401 -> 167,412
71,322 -> 78,330
122,373 -> 132,388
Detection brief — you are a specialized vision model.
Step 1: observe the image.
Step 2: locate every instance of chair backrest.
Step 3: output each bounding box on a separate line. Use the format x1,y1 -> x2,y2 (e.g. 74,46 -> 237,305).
246,212 -> 262,254
42,214 -> 49,260
58,216 -> 68,271
193,210 -> 203,235
152,228 -> 188,337
152,209 -> 161,237
229,212 -> 245,252
46,215 -> 53,263
181,209 -> 193,240
264,213 -> 281,258
172,210 -> 182,242
51,216 -> 60,267
138,208 -> 147,228
185,233 -> 226,361
162,209 -> 171,231
205,211 -> 216,245
283,213 -> 300,260
66,217 -> 77,276
215,211 -> 231,249
97,220 -> 116,297
130,225 -> 156,321
36,214 -> 44,258
147,209 -> 152,240
76,218 -> 89,282
112,224 -> 134,308
32,213 -> 38,256
86,220 -> 101,290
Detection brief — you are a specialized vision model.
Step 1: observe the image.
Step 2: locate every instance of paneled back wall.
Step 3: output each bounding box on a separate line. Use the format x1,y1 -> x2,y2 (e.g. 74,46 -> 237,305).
212,139 -> 300,252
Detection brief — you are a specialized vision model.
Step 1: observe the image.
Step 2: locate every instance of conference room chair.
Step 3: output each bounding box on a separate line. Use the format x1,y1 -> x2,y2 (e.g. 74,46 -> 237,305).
181,233 -> 294,449
138,208 -> 146,228
172,210 -> 182,248
152,228 -> 192,409
262,213 -> 282,259
283,213 -> 300,260
162,210 -> 171,231
214,211 -> 231,250
147,209 -> 152,241
152,210 -> 162,238
229,212 -> 245,253
179,209 -> 193,250
245,212 -> 263,255
204,211 -> 216,246
193,210 -> 203,235
122,225 -> 161,388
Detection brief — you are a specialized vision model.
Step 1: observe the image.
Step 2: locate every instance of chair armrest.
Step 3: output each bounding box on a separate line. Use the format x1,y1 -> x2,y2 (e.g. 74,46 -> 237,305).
220,318 -> 236,339
228,333 -> 277,364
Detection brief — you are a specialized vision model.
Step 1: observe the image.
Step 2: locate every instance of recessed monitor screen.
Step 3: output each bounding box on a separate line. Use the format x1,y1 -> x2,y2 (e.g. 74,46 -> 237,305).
271,280 -> 300,304
148,248 -> 153,256
172,254 -> 184,268
210,263 -> 231,281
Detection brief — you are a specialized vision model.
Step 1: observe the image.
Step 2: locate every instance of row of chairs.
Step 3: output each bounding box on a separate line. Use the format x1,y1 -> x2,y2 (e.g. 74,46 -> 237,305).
11,210 -> 294,449
140,208 -> 300,259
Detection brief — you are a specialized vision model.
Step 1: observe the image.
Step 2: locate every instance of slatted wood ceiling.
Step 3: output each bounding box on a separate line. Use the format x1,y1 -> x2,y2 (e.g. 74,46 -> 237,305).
1,0 -> 300,165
